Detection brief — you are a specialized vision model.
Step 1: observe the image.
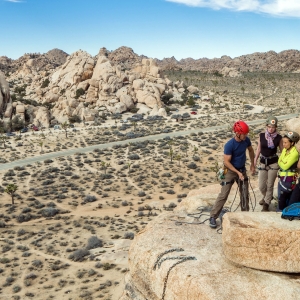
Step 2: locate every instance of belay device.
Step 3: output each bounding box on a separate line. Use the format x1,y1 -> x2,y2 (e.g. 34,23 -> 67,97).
281,203 -> 300,220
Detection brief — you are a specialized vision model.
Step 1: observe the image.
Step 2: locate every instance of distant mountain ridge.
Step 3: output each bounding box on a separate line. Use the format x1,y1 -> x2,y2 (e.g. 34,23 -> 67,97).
155,49 -> 300,73
2,47 -> 300,74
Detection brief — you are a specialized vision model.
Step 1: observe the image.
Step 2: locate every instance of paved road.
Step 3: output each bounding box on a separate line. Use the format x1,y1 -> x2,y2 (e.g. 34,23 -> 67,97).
0,113 -> 297,171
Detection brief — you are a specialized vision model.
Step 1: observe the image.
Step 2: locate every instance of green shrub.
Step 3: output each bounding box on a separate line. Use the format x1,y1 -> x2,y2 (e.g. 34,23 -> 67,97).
41,79 -> 50,88
75,88 -> 85,99
69,115 -> 81,123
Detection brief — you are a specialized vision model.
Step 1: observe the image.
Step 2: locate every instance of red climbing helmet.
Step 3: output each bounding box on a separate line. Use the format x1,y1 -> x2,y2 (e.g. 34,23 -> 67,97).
233,120 -> 249,135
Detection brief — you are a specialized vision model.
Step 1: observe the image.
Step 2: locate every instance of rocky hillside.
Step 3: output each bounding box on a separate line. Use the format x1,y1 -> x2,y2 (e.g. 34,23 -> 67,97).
156,49 -> 300,73
0,49 -> 68,74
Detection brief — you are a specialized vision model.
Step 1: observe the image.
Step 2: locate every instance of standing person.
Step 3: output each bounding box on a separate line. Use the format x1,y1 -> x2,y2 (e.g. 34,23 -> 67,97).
277,131 -> 300,211
254,116 -> 283,212
209,120 -> 255,228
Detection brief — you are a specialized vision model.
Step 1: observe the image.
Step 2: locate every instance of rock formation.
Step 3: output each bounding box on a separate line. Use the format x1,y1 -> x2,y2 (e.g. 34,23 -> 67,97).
222,212 -> 300,272
120,193 -> 300,300
156,49 -> 300,74
0,71 -> 11,117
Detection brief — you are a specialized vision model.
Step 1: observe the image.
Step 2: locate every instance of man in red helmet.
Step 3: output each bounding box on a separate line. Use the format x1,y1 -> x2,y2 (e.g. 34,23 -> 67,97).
209,120 -> 255,228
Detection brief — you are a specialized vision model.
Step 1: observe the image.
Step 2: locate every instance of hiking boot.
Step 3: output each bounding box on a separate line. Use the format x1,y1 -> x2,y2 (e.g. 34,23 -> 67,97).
259,199 -> 265,205
262,203 -> 269,212
209,217 -> 217,229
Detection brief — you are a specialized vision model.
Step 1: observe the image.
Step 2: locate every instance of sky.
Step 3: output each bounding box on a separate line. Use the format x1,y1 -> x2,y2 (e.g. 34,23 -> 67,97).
1,0 -> 300,60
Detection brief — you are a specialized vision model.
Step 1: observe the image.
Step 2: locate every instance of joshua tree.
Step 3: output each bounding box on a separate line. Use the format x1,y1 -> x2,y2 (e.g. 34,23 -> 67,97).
127,162 -> 132,175
5,184 -> 18,205
38,140 -> 44,152
0,133 -> 7,149
101,161 -> 110,174
193,146 -> 199,160
241,86 -> 245,95
167,140 -> 173,149
175,154 -> 181,166
168,148 -> 174,162
132,121 -> 137,132
183,143 -> 189,156
61,122 -> 69,138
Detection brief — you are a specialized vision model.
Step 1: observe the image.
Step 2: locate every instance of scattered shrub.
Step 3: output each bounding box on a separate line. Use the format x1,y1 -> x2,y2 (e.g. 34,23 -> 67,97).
68,249 -> 90,262
84,195 -> 97,203
86,236 -> 103,250
124,232 -> 134,240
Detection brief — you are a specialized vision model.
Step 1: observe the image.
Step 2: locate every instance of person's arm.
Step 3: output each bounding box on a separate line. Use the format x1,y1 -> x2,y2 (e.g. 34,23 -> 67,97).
297,159 -> 300,169
254,139 -> 261,167
224,154 -> 245,180
278,148 -> 299,170
248,145 -> 255,175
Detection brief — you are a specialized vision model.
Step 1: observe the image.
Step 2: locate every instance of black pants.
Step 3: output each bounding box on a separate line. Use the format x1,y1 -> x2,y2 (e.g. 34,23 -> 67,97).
288,183 -> 300,206
278,180 -> 293,211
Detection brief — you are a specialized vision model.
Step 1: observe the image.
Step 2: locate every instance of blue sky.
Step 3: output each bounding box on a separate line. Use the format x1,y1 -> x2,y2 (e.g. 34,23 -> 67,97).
1,0 -> 300,60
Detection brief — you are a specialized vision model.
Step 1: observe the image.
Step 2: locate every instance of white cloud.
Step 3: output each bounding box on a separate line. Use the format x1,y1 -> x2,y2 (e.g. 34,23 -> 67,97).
4,0 -> 24,2
166,0 -> 300,17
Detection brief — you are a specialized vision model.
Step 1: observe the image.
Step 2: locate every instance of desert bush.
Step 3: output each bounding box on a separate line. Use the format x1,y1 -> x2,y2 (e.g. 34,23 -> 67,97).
17,213 -> 32,223
41,78 -> 50,88
86,236 -> 103,250
39,207 -> 59,217
102,263 -> 114,270
95,262 -> 102,268
84,195 -> 97,203
68,248 -> 90,262
187,162 -> 197,169
0,221 -> 6,228
124,232 -> 134,240
167,189 -> 175,194
17,245 -> 29,252
168,202 -> 177,208
12,285 -> 21,293
25,273 -> 37,280
138,191 -> 146,197
75,88 -> 85,99
69,115 -> 81,123
128,153 -> 140,160
88,269 -> 96,276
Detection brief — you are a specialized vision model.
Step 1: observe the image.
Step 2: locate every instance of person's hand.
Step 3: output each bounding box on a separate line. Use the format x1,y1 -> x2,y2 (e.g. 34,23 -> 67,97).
238,171 -> 244,181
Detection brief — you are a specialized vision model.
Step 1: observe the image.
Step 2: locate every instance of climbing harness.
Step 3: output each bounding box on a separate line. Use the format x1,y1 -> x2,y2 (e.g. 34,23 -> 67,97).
260,154 -> 278,166
153,248 -> 197,300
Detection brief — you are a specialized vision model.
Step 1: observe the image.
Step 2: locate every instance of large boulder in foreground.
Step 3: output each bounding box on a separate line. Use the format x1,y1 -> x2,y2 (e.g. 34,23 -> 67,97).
222,212 -> 300,273
120,209 -> 300,300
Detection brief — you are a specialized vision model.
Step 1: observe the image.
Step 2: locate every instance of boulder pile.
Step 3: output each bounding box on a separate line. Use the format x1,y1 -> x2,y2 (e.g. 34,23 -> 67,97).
2,47 -> 203,126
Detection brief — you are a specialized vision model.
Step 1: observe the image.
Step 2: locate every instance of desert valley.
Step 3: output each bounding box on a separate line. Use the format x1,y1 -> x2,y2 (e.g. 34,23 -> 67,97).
1,46 -> 300,300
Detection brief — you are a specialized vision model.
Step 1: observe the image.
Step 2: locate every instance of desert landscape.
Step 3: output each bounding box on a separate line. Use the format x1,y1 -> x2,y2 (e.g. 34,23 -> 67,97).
1,46 -> 300,300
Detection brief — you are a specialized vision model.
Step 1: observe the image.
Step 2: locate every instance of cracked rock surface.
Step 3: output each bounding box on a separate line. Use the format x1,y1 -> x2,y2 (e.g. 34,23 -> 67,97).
120,202 -> 300,300
223,212 -> 300,273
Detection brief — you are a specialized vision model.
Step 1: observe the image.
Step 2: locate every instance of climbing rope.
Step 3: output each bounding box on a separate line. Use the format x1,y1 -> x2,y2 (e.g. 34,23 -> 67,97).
170,206 -> 210,226
153,248 -> 197,300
